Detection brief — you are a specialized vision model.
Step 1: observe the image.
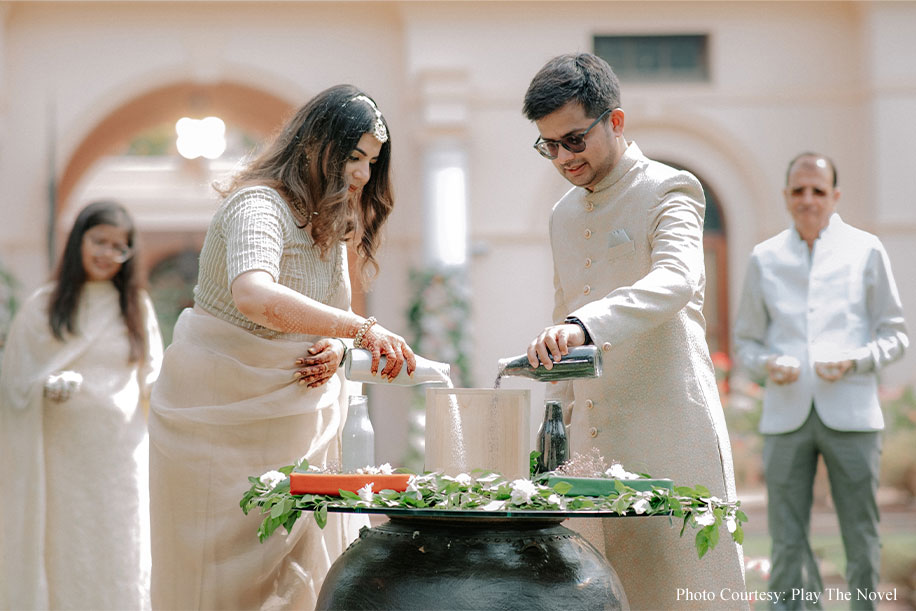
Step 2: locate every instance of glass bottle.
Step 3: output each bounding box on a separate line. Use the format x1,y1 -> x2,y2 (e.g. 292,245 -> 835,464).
344,348 -> 452,387
497,345 -> 602,383
341,395 -> 375,472
535,400 -> 569,474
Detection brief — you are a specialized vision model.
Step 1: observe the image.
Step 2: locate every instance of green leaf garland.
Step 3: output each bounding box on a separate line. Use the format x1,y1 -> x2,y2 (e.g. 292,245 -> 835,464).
241,461 -> 747,559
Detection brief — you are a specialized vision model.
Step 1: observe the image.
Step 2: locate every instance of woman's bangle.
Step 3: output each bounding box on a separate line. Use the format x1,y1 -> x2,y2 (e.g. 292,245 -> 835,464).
353,316 -> 377,349
336,339 -> 348,366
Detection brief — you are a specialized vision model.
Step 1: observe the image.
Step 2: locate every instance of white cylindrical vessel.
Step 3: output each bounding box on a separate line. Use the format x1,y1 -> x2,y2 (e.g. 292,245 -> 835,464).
424,388 -> 531,480
341,395 -> 375,472
344,348 -> 451,387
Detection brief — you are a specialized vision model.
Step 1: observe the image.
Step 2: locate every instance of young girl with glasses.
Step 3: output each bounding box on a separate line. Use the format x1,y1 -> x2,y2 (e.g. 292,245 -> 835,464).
0,200 -> 163,610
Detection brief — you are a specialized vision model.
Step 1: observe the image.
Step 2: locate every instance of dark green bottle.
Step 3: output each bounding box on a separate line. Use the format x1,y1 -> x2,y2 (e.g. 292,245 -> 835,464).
535,400 -> 569,474
496,345 -> 602,384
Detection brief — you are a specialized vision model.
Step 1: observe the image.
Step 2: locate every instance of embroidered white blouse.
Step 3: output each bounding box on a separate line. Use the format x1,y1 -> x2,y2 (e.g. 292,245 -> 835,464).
194,186 -> 345,341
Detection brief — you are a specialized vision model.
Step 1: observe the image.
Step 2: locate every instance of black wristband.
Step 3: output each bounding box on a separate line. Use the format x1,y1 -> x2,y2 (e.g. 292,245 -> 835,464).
564,316 -> 592,344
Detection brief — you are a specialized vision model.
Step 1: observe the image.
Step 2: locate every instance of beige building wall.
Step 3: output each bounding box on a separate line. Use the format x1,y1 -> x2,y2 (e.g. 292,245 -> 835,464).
1,1 -> 914,465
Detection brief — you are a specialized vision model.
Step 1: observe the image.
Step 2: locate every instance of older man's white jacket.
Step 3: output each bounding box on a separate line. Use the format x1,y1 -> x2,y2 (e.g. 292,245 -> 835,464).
734,213 -> 908,434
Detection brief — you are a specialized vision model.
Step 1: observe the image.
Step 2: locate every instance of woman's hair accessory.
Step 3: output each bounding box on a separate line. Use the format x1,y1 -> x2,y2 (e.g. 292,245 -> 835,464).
347,95 -> 389,143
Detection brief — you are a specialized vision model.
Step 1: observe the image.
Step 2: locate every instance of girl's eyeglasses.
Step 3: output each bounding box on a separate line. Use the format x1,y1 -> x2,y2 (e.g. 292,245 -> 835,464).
533,109 -> 612,160
84,234 -> 133,264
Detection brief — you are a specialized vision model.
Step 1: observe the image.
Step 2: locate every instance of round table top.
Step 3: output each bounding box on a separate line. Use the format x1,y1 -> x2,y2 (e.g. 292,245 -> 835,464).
323,505 -> 663,521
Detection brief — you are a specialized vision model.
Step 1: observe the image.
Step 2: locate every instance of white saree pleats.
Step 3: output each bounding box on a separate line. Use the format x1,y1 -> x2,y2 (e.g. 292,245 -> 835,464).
149,307 -> 366,611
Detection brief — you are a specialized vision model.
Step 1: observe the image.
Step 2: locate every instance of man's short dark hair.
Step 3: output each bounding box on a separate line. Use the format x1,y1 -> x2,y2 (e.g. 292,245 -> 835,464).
523,52 -> 621,122
786,152 -> 838,187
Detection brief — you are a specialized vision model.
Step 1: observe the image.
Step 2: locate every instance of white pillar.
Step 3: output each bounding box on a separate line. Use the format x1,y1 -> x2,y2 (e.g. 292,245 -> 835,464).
423,144 -> 468,267
862,2 -> 916,387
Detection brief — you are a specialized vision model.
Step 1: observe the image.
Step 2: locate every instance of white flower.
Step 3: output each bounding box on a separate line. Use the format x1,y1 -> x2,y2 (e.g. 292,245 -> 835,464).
358,463 -> 394,475
406,475 -> 422,494
632,498 -> 651,515
482,482 -> 503,493
357,483 -> 374,503
441,472 -> 472,486
482,500 -> 507,511
413,473 -> 439,492
43,370 -> 83,402
547,494 -> 565,509
726,515 -> 737,533
695,509 -> 717,526
258,470 -> 286,490
476,472 -> 500,485
606,463 -> 639,480
509,479 -> 538,505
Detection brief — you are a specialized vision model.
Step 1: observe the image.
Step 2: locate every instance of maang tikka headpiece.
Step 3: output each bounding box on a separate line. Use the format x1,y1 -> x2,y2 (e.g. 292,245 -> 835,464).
346,94 -> 389,143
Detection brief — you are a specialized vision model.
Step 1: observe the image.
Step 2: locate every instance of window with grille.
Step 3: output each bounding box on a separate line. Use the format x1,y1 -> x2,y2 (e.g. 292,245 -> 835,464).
594,35 -> 709,82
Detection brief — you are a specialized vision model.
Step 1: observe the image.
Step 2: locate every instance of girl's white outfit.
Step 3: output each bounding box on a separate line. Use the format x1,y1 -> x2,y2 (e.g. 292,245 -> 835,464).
0,282 -> 162,610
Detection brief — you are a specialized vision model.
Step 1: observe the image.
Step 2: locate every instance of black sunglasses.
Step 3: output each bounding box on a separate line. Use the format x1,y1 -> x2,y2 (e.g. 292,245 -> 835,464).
533,109 -> 612,160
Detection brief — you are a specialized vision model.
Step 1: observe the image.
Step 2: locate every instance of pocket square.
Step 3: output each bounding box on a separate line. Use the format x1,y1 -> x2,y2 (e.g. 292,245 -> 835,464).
608,228 -> 630,247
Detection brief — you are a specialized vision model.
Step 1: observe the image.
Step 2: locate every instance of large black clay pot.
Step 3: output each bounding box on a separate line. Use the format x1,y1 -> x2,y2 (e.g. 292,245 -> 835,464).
316,515 -> 627,610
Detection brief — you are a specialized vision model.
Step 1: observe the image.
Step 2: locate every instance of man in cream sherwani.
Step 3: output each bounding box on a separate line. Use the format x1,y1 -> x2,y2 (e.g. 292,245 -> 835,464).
734,153 -> 908,610
521,52 -> 747,609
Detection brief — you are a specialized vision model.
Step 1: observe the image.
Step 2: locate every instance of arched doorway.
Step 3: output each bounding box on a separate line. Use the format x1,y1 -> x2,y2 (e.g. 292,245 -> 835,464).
148,249 -> 199,346
700,183 -> 729,357
57,81 -> 293,214
659,160 -> 729,357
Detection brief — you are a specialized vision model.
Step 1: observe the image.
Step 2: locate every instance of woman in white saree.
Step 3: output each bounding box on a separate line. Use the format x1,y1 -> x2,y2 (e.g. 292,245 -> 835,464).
0,201 -> 163,610
148,84 -> 417,610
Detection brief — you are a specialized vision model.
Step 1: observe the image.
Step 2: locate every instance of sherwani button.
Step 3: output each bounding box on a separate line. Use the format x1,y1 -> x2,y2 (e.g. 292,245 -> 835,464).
585,258 -> 592,268
583,285 -> 591,295
588,427 -> 598,438
602,342 -> 612,352
584,229 -> 592,239
585,202 -> 594,211
585,399 -> 594,409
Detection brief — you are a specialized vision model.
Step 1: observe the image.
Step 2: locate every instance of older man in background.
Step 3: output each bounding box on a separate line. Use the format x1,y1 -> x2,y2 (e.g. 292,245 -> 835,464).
734,152 -> 908,609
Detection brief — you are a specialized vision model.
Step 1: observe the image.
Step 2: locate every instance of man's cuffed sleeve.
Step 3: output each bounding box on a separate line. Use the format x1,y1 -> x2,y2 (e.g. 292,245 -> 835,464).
733,254 -> 774,380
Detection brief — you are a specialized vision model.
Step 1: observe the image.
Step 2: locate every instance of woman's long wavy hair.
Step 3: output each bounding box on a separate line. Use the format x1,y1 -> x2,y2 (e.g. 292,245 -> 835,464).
49,200 -> 146,363
216,84 -> 394,282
